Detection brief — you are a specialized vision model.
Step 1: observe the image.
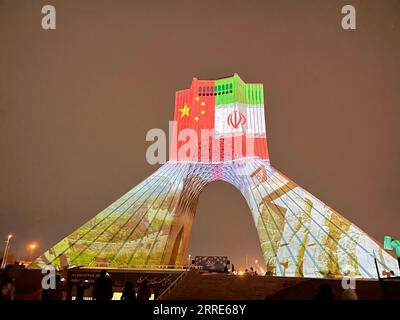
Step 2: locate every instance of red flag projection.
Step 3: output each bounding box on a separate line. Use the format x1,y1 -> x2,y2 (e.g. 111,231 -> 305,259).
31,74 -> 398,279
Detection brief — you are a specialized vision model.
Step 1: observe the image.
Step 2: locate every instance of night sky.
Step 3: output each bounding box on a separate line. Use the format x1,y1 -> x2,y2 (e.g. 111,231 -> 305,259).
0,0 -> 399,269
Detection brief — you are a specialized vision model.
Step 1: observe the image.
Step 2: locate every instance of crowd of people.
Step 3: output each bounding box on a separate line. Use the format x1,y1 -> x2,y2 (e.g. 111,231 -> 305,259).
85,269 -> 152,301
1,262 -> 396,300
0,265 -> 154,301
63,269 -> 153,301
244,267 -> 258,275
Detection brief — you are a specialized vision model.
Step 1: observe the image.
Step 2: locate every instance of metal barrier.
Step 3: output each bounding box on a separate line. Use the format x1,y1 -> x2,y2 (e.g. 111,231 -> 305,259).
156,269 -> 192,300
79,264 -> 188,271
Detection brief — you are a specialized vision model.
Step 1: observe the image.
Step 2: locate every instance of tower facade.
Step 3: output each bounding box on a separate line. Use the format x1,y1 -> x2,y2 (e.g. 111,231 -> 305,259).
31,74 -> 398,278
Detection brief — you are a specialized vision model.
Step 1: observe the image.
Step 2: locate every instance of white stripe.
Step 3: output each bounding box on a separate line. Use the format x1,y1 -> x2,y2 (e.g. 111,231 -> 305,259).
245,104 -> 266,136
215,103 -> 266,137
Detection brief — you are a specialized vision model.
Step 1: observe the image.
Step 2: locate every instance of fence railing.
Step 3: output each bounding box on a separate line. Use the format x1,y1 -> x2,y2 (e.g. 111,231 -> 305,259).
79,264 -> 189,271
156,269 -> 193,300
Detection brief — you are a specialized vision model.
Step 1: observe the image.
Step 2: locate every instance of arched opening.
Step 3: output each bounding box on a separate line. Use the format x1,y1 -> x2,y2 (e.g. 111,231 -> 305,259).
187,181 -> 265,272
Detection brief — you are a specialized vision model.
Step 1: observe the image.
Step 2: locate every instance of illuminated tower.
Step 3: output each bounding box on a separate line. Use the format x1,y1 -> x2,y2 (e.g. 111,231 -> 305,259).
31,74 -> 398,278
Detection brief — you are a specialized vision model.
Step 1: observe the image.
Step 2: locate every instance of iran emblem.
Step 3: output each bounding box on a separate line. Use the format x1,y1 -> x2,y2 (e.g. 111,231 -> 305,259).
227,110 -> 246,129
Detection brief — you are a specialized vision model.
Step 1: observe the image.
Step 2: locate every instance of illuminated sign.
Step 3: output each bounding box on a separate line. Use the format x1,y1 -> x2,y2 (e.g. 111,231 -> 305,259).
194,256 -> 228,272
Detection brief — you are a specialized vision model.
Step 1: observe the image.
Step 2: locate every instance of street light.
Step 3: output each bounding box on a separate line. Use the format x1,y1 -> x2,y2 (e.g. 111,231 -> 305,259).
1,234 -> 13,268
27,242 -> 38,261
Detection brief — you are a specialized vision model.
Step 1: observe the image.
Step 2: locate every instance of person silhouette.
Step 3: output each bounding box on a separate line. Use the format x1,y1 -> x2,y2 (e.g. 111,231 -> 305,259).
92,270 -> 113,301
0,267 -> 15,300
137,279 -> 151,300
121,281 -> 136,301
48,275 -> 64,300
341,288 -> 358,300
313,283 -> 335,300
75,280 -> 89,301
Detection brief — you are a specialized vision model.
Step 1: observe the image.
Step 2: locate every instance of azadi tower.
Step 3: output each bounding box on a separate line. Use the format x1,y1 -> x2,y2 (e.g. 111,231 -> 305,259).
31,74 -> 398,278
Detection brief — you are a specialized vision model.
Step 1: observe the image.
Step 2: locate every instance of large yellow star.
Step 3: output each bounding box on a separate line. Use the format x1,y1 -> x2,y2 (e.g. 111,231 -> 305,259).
201,101 -> 206,107
201,110 -> 206,115
179,104 -> 190,117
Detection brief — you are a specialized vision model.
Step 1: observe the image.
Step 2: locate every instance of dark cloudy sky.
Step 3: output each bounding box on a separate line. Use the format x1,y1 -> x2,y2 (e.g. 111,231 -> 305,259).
0,0 -> 399,269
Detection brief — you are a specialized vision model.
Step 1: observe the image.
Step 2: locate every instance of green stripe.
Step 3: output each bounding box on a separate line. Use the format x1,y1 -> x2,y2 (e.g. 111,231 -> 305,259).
215,74 -> 264,107
215,77 -> 235,105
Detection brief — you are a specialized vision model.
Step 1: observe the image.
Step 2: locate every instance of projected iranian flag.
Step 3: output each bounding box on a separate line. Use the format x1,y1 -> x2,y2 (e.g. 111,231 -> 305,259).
170,74 -> 268,162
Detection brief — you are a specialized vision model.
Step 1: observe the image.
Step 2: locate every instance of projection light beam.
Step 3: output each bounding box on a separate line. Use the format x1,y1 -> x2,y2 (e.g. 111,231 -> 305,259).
30,74 -> 398,278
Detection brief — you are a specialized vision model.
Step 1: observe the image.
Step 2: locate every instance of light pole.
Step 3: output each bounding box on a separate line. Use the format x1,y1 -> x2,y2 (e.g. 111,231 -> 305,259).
255,259 -> 260,274
1,234 -> 12,268
255,259 -> 265,275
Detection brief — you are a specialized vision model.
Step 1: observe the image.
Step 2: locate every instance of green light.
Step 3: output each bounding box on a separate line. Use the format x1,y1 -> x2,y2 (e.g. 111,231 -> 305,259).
384,235 -> 400,257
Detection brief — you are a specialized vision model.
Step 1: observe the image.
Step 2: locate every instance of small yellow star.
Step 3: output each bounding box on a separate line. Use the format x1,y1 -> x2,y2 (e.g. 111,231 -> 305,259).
200,110 -> 206,115
194,116 -> 200,121
179,104 -> 190,117
201,101 -> 206,107
195,96 -> 200,102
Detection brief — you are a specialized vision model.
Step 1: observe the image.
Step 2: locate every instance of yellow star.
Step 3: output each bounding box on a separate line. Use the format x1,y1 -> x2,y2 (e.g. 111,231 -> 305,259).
194,116 -> 200,121
201,101 -> 206,107
179,104 -> 190,117
201,110 -> 206,115
195,96 -> 200,102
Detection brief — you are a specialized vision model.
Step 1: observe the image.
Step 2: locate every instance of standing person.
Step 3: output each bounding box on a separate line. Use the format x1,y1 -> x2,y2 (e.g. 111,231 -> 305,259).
0,266 -> 11,300
153,286 -> 160,300
231,264 -> 235,274
75,280 -> 89,301
225,260 -> 232,273
137,279 -> 151,300
48,275 -> 64,300
92,270 -> 113,301
42,274 -> 64,300
313,283 -> 335,300
121,281 -> 136,301
2,280 -> 16,300
1,273 -> 16,301
341,288 -> 358,300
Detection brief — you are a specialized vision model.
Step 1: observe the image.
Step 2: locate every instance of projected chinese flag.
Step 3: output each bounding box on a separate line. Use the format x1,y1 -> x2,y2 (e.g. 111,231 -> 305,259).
170,74 -> 269,162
